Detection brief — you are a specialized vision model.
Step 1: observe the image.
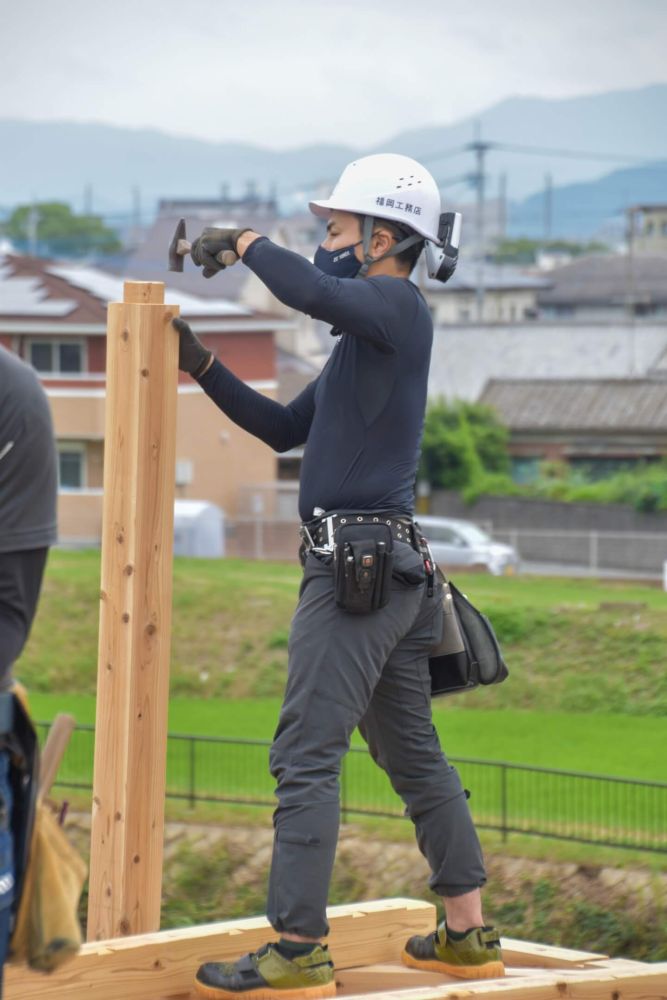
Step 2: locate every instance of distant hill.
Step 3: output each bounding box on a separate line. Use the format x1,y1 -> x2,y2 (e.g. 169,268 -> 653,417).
0,83 -> 665,233
509,161 -> 667,240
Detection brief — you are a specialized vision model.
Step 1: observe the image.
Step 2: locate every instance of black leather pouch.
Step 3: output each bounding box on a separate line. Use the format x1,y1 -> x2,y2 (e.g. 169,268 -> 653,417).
334,523 -> 393,614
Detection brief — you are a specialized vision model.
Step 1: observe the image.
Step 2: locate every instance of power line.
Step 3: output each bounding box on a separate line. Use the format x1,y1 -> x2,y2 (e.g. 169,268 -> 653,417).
492,141 -> 656,165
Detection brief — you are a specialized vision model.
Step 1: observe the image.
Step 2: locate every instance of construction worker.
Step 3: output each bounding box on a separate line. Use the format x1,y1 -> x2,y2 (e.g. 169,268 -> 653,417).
172,154 -> 504,1000
0,344 -> 58,991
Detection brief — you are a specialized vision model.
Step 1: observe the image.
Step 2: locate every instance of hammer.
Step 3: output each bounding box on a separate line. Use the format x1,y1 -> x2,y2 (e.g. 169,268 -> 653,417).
168,217 -> 239,272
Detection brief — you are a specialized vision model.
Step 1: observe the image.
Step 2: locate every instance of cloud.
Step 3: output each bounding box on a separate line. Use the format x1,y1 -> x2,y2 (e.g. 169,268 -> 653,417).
0,0 -> 665,146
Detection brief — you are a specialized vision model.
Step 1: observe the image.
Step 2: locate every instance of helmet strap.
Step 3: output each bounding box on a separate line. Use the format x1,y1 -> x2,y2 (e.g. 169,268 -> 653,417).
356,215 -> 423,278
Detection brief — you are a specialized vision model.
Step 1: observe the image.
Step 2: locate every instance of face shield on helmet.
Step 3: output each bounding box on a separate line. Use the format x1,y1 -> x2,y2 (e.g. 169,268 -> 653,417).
309,153 -> 460,283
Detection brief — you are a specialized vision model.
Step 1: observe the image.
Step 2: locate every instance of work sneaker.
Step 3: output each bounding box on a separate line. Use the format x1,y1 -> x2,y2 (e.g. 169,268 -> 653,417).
402,922 -> 504,980
194,943 -> 336,1000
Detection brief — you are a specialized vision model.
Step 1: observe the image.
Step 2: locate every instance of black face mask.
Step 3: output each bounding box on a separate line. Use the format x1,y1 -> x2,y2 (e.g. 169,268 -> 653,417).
314,241 -> 363,278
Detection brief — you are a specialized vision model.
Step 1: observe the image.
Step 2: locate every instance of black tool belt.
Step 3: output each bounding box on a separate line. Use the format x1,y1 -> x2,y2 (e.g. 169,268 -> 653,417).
300,511 -> 435,614
301,511 -> 419,553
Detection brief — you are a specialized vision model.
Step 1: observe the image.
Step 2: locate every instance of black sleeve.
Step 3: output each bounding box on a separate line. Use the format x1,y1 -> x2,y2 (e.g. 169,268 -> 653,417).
197,358 -> 316,453
242,237 -> 402,354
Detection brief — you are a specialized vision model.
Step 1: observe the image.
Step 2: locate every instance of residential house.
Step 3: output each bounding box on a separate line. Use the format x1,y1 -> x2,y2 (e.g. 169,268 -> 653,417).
0,254 -> 293,544
628,204 -> 667,256
418,259 -> 551,325
478,377 -> 667,482
537,254 -> 667,320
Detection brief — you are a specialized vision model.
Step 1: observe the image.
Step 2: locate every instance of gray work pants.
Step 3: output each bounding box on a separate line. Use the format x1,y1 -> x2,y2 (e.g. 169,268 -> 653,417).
266,542 -> 486,939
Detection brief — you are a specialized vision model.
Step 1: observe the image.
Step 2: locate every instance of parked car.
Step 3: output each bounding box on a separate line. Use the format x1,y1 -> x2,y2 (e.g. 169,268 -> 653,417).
416,515 -> 519,576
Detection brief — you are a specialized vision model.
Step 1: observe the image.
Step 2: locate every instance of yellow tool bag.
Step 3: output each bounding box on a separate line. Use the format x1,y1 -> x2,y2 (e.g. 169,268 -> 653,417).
10,798 -> 87,971
6,695 -> 87,972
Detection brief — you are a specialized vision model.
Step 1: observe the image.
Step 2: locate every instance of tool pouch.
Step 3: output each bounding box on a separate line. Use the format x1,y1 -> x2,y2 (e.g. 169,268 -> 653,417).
334,523 -> 393,614
428,567 -> 509,696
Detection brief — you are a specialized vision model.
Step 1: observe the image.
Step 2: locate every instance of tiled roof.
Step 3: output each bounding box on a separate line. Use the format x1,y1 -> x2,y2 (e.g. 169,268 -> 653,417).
537,254 -> 667,306
0,254 -> 251,322
479,378 -> 667,431
48,264 -> 250,317
0,262 -> 77,316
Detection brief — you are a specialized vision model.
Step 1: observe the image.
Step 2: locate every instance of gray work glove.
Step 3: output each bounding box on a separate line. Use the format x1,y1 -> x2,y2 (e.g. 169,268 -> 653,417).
190,227 -> 252,278
172,318 -> 212,378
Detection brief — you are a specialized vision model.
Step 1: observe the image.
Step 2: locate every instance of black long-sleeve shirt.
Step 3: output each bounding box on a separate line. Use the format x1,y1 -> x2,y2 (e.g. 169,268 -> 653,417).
198,237 -> 433,522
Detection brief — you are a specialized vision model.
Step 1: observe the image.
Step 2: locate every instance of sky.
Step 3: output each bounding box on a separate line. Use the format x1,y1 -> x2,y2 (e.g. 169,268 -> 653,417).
1,0 -> 666,149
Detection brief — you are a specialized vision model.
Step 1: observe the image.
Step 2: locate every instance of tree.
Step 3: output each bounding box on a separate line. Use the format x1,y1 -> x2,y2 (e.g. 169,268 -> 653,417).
492,237 -> 609,265
418,400 -> 510,490
4,202 -> 121,257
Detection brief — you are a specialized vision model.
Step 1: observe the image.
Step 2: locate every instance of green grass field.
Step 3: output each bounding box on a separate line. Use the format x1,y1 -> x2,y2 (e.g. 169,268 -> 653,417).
19,550 -> 667,790
30,693 -> 667,781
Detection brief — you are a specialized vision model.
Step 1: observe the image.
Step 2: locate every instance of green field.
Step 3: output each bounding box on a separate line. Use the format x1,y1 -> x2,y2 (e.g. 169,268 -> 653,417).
30,693 -> 667,782
19,550 -> 667,786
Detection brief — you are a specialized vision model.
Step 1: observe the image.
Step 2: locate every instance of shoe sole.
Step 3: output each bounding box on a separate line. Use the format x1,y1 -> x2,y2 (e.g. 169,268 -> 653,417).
193,978 -> 337,1000
401,950 -> 505,980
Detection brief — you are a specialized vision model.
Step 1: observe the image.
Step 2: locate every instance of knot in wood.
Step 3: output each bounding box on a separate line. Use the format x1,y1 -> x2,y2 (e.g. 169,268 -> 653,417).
122,612 -> 130,623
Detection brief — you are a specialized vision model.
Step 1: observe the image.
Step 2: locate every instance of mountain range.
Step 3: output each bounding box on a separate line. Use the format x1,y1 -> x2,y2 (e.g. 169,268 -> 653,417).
1,83 -> 666,239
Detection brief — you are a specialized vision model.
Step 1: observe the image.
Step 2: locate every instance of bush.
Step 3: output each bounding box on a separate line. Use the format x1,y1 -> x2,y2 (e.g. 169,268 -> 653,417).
419,400 -> 510,490
463,458 -> 667,514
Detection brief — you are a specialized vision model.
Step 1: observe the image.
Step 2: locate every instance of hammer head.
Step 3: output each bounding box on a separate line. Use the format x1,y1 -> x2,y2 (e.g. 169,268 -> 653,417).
168,218 -> 187,272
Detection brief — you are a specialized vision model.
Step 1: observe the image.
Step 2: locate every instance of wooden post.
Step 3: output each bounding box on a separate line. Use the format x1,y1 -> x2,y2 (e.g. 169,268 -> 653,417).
87,281 -> 179,940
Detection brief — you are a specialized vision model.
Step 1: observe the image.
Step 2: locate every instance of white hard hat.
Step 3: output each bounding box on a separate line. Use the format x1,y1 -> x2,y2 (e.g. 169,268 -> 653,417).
309,153 -> 442,243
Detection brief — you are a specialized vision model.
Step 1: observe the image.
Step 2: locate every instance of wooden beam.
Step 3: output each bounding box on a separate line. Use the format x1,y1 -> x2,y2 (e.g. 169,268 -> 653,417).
499,937 -> 608,968
338,964 -> 667,1000
337,962 -> 667,998
87,281 -> 179,941
6,898 -> 436,1000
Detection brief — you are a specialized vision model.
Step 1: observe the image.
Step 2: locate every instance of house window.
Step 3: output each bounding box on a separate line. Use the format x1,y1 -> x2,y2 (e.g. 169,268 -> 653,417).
511,456 -> 541,484
29,340 -> 84,373
58,444 -> 86,490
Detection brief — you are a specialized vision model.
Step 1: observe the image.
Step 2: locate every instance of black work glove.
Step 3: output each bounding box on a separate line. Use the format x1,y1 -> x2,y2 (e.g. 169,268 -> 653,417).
190,227 -> 252,278
172,317 -> 212,378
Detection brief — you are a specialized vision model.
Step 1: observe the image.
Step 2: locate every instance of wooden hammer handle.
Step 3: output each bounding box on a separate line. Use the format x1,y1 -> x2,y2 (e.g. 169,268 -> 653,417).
176,239 -> 238,267
38,713 -> 76,802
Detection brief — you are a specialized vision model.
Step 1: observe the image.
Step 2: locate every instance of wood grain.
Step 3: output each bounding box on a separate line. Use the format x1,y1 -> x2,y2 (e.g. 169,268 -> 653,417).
87,281 -> 179,941
6,898 -> 435,999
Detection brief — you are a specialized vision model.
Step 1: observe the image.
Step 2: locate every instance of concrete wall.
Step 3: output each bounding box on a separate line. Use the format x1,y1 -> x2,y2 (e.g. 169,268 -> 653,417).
428,321 -> 667,402
427,288 -> 537,325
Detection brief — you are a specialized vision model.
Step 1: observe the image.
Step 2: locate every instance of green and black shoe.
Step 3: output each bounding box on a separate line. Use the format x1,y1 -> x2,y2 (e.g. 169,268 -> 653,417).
402,922 -> 504,980
194,943 -> 336,1000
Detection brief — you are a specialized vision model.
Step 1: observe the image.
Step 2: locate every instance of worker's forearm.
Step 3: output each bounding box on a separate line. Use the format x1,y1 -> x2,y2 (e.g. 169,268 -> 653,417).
236,230 -> 262,257
197,358 -> 313,453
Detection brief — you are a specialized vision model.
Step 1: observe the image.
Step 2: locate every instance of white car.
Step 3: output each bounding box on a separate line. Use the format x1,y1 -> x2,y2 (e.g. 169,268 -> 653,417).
416,515 -> 519,576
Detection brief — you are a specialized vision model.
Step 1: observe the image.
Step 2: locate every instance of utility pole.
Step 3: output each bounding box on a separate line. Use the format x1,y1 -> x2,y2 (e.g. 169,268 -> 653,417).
27,202 -> 38,257
498,172 -> 508,243
543,172 -> 553,244
470,123 -> 491,321
626,205 -> 638,375
84,183 -> 93,216
128,185 -> 142,249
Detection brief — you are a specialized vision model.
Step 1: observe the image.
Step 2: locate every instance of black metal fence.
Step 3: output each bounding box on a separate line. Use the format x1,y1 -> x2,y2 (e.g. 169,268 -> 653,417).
36,723 -> 667,854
